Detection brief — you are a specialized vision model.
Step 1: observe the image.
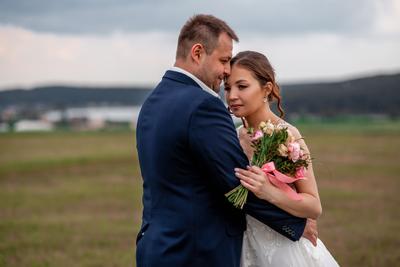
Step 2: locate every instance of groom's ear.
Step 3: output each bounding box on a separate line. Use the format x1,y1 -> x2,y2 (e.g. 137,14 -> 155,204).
190,43 -> 204,64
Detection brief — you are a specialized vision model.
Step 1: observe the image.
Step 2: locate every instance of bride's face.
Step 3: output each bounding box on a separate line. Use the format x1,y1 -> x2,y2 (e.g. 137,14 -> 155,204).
225,65 -> 269,118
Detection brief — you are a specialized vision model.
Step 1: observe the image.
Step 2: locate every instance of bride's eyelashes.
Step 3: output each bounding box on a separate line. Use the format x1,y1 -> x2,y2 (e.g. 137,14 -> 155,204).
238,84 -> 248,90
223,82 -> 248,91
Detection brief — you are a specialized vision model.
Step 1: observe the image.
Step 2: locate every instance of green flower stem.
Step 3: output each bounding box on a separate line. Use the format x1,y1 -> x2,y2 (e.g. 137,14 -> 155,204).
225,185 -> 248,209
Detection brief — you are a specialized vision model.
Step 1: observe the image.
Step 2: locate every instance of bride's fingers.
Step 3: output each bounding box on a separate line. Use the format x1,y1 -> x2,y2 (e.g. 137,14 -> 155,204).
240,177 -> 266,199
237,177 -> 268,199
240,179 -> 257,192
247,167 -> 273,186
236,173 -> 266,192
234,168 -> 254,178
235,171 -> 263,186
249,167 -> 271,183
247,166 -> 265,176
235,171 -> 257,185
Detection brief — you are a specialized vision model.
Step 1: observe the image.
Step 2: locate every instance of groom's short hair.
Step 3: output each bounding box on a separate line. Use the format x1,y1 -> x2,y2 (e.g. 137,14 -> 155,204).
176,14 -> 239,59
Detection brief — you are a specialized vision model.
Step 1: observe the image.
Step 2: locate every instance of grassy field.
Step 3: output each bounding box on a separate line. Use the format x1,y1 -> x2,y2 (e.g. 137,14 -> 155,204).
0,122 -> 399,266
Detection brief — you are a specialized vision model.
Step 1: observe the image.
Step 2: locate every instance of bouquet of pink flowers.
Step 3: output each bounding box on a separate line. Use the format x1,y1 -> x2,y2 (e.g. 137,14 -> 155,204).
225,120 -> 311,209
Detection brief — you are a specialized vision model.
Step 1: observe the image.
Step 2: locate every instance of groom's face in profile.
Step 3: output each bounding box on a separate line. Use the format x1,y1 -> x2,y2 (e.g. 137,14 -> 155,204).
198,32 -> 233,93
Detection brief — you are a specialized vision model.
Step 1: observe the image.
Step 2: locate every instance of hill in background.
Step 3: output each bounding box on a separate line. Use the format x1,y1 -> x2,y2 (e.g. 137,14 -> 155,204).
281,73 -> 400,117
0,86 -> 150,108
0,73 -> 399,118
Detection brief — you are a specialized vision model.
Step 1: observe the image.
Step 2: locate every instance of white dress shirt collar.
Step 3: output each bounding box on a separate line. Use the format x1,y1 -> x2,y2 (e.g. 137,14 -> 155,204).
169,66 -> 220,98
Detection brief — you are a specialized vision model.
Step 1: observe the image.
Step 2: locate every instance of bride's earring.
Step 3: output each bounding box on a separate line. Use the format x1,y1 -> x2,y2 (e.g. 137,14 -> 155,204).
263,96 -> 268,103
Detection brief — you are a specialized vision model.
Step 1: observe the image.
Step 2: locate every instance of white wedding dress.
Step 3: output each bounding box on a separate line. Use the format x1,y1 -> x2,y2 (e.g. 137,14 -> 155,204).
241,215 -> 339,267
236,125 -> 339,266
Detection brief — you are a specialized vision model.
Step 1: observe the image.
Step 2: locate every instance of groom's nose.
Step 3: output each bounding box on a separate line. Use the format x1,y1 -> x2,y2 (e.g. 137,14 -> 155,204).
224,64 -> 231,76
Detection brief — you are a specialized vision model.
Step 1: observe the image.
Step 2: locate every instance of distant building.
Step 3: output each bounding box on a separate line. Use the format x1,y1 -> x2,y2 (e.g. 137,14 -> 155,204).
15,120 -> 54,132
43,106 -> 141,130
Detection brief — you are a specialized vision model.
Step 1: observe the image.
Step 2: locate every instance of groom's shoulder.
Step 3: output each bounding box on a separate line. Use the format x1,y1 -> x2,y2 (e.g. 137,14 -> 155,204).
187,91 -> 226,113
151,72 -> 226,115
164,82 -> 223,108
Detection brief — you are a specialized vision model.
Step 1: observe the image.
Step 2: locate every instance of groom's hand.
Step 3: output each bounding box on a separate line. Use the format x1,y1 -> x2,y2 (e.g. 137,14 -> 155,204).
302,218 -> 318,246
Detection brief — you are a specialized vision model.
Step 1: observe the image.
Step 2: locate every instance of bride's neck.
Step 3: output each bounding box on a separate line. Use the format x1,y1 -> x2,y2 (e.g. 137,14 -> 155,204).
244,105 -> 281,129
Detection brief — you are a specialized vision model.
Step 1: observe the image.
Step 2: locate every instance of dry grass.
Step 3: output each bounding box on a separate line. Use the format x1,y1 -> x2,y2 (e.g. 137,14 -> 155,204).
0,122 -> 399,266
0,131 -> 141,267
298,122 -> 400,266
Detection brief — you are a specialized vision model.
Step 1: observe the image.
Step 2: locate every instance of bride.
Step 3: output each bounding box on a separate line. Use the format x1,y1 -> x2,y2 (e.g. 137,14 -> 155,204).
224,51 -> 339,267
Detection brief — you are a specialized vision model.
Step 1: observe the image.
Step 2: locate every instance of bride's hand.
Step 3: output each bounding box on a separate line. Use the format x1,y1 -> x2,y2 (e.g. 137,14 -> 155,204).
234,166 -> 275,202
302,218 -> 318,246
239,128 -> 254,160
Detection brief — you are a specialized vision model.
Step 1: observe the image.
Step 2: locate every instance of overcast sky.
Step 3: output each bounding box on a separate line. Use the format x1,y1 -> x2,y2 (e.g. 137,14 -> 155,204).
0,0 -> 399,89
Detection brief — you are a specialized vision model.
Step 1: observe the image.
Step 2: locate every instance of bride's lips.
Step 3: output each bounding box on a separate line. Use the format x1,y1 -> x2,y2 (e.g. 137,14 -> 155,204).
229,104 -> 243,110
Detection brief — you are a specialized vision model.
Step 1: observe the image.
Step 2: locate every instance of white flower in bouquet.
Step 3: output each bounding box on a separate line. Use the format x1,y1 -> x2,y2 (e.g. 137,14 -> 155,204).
278,144 -> 289,157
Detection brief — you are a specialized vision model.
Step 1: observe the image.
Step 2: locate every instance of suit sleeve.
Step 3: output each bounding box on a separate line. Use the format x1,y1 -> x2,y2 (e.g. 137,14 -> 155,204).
188,96 -> 306,241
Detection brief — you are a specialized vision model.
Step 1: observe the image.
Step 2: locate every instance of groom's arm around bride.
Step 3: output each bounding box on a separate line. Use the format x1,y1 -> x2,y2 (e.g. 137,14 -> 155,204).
188,94 -> 306,240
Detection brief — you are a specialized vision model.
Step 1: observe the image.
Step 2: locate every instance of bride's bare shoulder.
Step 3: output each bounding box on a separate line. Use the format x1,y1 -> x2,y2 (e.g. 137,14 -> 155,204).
279,120 -> 302,139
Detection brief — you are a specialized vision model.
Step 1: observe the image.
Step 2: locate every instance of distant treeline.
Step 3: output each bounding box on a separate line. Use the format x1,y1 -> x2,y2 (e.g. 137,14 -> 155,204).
0,73 -> 399,117
280,73 -> 400,117
0,86 -> 151,108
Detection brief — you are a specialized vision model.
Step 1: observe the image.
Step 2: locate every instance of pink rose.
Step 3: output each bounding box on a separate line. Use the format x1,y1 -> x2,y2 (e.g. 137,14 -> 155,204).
287,142 -> 301,162
251,130 -> 263,141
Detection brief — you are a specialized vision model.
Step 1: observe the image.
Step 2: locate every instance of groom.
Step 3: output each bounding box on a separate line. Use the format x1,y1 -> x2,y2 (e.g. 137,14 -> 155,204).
136,14 -> 308,267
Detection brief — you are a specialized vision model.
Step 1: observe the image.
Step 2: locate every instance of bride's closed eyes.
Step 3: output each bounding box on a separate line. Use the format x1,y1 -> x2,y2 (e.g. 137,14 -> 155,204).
237,84 -> 248,90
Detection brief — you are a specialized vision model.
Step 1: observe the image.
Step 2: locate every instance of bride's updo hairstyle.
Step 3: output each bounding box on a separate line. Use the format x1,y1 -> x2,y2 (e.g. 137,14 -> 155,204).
230,51 -> 285,118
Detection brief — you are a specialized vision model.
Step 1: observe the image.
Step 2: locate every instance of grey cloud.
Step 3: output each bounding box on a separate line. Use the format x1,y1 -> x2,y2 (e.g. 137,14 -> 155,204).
0,0 -> 381,36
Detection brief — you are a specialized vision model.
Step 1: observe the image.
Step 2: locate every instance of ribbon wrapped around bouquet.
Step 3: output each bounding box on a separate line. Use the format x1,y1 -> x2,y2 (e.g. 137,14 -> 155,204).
261,162 -> 306,201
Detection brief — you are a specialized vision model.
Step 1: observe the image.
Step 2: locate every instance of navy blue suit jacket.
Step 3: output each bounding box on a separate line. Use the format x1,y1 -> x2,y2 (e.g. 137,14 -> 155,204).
136,70 -> 306,267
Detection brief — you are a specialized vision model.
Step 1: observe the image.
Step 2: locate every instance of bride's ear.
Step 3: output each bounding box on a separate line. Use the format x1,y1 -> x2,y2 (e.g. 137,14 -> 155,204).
263,82 -> 273,97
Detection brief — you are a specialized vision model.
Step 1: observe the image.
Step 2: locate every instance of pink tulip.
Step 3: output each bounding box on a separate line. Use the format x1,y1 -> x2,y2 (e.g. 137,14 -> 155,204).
251,130 -> 263,141
287,142 -> 301,162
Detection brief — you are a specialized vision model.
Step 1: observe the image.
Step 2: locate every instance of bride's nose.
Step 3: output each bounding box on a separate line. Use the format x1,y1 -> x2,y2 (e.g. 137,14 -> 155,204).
228,88 -> 239,101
